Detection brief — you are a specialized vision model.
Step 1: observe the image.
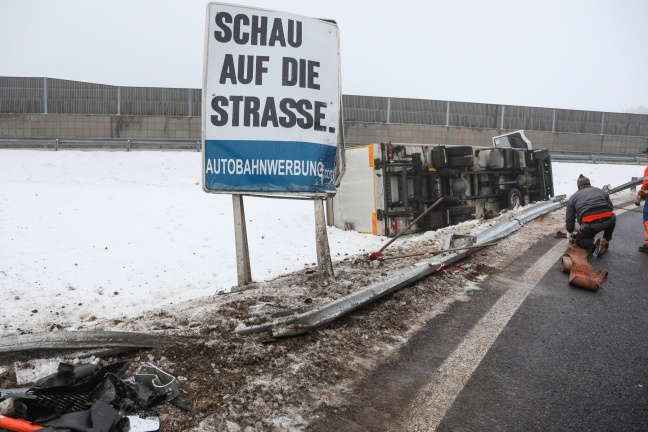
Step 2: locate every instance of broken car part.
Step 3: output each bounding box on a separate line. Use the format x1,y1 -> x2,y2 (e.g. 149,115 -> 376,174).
133,363 -> 179,403
0,361 -> 172,431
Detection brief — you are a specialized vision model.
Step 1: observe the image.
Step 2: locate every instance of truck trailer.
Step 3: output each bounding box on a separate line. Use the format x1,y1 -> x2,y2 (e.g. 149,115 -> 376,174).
329,130 -> 554,236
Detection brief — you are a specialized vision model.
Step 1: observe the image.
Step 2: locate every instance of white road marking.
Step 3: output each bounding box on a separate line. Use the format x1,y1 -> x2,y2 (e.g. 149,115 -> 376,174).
402,239 -> 568,431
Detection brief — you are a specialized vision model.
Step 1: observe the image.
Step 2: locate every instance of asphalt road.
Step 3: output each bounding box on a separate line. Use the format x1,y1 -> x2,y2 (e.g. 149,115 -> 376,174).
309,201 -> 648,431
436,202 -> 648,432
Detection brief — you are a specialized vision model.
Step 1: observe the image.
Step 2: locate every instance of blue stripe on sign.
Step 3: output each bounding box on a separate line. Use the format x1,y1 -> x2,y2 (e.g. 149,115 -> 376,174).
204,140 -> 337,193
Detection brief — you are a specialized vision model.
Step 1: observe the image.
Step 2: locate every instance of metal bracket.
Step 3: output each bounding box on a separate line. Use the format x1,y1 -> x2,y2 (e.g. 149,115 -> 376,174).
134,363 -> 179,402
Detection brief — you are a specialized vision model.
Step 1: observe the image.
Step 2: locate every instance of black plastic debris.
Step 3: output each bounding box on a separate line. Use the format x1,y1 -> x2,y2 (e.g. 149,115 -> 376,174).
0,360 -> 188,431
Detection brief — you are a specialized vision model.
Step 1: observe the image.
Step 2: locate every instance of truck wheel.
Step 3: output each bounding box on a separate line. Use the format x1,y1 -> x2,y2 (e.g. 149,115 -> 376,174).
448,205 -> 476,216
446,146 -> 473,157
450,214 -> 475,224
437,167 -> 454,178
431,146 -> 448,168
503,188 -> 522,209
448,155 -> 474,168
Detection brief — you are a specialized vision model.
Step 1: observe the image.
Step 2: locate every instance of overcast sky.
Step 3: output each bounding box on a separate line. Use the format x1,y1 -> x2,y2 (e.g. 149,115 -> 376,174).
1,0 -> 647,113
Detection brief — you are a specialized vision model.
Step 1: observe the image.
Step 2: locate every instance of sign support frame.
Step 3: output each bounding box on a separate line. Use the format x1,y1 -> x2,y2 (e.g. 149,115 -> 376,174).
314,198 -> 334,278
232,194 -> 252,286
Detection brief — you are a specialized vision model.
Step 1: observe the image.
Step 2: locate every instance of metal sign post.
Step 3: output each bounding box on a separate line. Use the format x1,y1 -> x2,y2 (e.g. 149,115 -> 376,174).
202,3 -> 343,287
232,194 -> 251,286
314,198 -> 334,278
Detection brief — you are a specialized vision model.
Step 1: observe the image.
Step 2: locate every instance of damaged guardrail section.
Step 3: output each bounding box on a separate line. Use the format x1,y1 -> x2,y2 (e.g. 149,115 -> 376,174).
0,331 -> 194,365
236,196 -> 569,338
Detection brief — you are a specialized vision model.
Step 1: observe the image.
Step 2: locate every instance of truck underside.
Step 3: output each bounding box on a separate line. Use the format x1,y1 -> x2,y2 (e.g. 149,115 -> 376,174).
331,132 -> 554,236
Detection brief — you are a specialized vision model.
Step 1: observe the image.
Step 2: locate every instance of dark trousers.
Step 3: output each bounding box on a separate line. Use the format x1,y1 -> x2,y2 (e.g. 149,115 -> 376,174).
575,215 -> 616,251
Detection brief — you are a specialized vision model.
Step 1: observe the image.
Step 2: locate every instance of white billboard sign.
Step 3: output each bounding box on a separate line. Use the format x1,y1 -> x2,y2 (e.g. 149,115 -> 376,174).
202,3 -> 341,196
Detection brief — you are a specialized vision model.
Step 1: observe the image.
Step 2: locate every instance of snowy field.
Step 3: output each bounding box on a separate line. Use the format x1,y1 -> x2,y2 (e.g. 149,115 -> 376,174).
0,150 -> 642,335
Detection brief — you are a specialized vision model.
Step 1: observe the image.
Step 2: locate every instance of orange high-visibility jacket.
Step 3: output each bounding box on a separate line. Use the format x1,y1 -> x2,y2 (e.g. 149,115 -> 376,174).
639,165 -> 648,198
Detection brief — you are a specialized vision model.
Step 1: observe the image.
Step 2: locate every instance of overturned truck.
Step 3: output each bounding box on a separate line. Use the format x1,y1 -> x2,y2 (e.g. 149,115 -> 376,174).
330,130 -> 554,236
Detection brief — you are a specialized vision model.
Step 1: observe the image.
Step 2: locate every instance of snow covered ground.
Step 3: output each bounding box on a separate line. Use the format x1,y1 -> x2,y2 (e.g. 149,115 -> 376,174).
0,150 -> 642,336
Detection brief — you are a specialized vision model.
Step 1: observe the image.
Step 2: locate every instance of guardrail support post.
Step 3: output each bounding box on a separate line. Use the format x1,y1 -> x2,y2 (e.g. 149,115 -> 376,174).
127,140 -> 131,152
196,141 -> 200,152
55,138 -> 59,151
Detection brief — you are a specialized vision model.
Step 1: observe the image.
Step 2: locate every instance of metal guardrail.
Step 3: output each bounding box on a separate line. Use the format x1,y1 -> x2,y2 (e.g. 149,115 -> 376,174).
549,150 -> 648,165
235,196 -> 568,337
0,137 -> 202,151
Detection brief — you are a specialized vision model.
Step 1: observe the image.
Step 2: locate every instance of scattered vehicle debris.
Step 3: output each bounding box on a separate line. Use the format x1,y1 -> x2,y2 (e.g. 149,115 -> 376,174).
0,360 -> 187,431
236,199 -> 565,338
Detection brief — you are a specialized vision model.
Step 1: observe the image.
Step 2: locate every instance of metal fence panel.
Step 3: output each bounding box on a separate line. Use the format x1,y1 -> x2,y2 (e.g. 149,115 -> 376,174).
390,98 -> 447,125
342,95 -> 389,123
605,112 -> 648,136
554,109 -> 603,134
121,87 -> 189,116
48,79 -> 117,115
447,102 -> 499,129
0,77 -> 44,114
2,76 -> 648,137
501,105 -> 554,131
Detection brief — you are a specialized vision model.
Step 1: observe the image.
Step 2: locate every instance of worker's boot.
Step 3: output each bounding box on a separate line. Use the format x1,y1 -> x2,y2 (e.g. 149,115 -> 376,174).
591,238 -> 600,255
639,245 -> 648,253
595,238 -> 609,257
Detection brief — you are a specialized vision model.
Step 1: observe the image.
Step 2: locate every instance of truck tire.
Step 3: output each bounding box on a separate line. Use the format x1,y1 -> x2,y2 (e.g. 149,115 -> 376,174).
502,188 -> 522,209
448,155 -> 474,168
450,214 -> 475,224
421,211 -> 446,230
446,146 -> 473,157
431,146 -> 448,168
448,205 -> 476,216
437,167 -> 454,178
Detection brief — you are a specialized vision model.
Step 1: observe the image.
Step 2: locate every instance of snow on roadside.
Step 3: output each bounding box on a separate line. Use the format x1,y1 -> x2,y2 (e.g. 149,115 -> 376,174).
0,150 -> 643,337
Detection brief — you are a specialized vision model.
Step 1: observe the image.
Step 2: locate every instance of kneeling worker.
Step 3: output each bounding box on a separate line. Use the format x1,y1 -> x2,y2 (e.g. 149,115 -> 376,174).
565,174 -> 616,256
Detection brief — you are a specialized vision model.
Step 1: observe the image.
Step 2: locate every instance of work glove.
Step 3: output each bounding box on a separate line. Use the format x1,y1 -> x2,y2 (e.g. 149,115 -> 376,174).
635,195 -> 642,206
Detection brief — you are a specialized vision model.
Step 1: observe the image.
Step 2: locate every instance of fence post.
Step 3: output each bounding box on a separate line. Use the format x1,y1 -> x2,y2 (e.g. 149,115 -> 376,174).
117,87 -> 121,115
127,139 -> 131,152
500,105 -> 505,130
552,109 -> 556,132
445,101 -> 450,126
600,112 -> 605,135
43,77 -> 48,114
386,97 -> 391,124
55,138 -> 59,151
188,88 -> 193,117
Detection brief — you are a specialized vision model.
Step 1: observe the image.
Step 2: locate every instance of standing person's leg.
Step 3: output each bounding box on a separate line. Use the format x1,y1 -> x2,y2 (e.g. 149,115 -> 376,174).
643,200 -> 648,248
